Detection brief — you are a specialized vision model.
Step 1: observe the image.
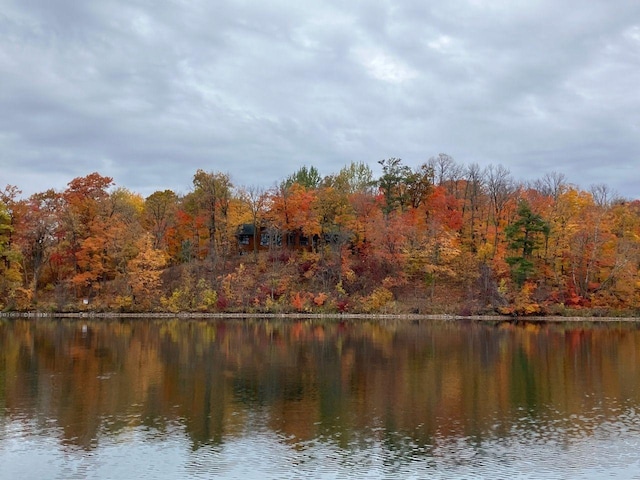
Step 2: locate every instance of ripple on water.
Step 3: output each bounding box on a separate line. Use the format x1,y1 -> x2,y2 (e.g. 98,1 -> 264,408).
3,407 -> 640,479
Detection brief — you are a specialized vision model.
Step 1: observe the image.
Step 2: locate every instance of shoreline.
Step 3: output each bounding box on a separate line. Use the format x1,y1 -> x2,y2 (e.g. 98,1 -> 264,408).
1,311 -> 640,322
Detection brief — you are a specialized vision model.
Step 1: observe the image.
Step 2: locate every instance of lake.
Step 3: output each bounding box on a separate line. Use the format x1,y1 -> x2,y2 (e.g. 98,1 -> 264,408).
1,317 -> 640,479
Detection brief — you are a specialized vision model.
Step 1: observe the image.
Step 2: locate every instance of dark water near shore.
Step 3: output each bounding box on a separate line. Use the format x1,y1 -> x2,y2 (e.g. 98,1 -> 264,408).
1,317 -> 640,479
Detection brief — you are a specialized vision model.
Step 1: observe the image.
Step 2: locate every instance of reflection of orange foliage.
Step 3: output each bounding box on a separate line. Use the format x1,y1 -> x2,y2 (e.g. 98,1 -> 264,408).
313,325 -> 325,341
4,316 -> 640,450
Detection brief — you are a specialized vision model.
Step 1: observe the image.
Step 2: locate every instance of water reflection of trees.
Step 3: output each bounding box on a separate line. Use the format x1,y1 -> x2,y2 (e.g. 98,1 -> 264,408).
1,319 -> 640,451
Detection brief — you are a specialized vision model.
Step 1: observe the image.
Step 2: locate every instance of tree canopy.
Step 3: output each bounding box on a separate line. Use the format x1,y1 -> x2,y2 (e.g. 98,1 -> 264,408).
1,158 -> 639,316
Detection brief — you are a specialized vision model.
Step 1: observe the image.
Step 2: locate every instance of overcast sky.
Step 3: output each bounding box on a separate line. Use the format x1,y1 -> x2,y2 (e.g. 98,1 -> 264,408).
2,0 -> 639,200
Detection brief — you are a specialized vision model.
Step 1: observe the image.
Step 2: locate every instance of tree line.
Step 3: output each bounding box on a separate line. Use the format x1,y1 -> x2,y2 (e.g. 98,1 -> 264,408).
1,154 -> 639,315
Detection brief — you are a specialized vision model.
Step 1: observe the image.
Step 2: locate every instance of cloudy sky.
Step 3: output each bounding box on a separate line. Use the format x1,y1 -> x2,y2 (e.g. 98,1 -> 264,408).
2,0 -> 639,199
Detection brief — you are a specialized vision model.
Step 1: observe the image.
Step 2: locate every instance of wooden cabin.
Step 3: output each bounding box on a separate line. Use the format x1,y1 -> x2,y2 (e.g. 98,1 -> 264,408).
236,224 -> 315,254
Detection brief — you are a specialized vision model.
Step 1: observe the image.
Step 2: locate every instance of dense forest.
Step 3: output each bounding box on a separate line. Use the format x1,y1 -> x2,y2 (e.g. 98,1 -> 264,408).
1,155 -> 639,315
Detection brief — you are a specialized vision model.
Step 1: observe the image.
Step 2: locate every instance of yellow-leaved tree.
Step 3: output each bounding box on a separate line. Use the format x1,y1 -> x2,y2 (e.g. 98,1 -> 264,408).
126,233 -> 167,311
0,192 -> 24,309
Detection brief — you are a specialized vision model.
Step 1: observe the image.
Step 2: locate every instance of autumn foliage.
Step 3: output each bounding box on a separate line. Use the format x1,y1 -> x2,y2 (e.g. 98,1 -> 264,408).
1,158 -> 639,315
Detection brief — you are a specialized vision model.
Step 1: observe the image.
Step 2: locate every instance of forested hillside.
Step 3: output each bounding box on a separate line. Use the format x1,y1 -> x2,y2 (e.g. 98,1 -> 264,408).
2,155 -> 639,315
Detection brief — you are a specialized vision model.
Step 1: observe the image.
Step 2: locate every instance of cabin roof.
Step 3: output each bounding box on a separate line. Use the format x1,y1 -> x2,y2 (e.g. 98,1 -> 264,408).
237,224 -> 257,236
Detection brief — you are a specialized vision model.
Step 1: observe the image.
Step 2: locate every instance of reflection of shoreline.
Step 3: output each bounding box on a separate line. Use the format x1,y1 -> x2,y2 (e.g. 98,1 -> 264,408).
3,317 -> 640,461
2,312 -> 640,322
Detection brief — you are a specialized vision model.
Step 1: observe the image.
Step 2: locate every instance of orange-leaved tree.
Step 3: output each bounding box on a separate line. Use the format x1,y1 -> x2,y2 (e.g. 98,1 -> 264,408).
60,173 -> 114,299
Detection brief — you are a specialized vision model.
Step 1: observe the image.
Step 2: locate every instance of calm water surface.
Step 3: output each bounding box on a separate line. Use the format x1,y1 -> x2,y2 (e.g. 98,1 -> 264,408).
1,317 -> 640,479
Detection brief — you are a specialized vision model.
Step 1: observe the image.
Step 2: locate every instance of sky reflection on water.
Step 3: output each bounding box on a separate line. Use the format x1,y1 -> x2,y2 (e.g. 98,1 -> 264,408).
2,413 -> 640,480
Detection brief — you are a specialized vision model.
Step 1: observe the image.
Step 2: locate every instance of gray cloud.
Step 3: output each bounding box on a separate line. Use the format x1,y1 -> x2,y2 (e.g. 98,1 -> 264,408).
1,0 -> 639,199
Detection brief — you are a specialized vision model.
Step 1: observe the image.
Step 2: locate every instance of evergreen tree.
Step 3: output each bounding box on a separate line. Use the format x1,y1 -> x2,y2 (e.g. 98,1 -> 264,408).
505,201 -> 550,285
